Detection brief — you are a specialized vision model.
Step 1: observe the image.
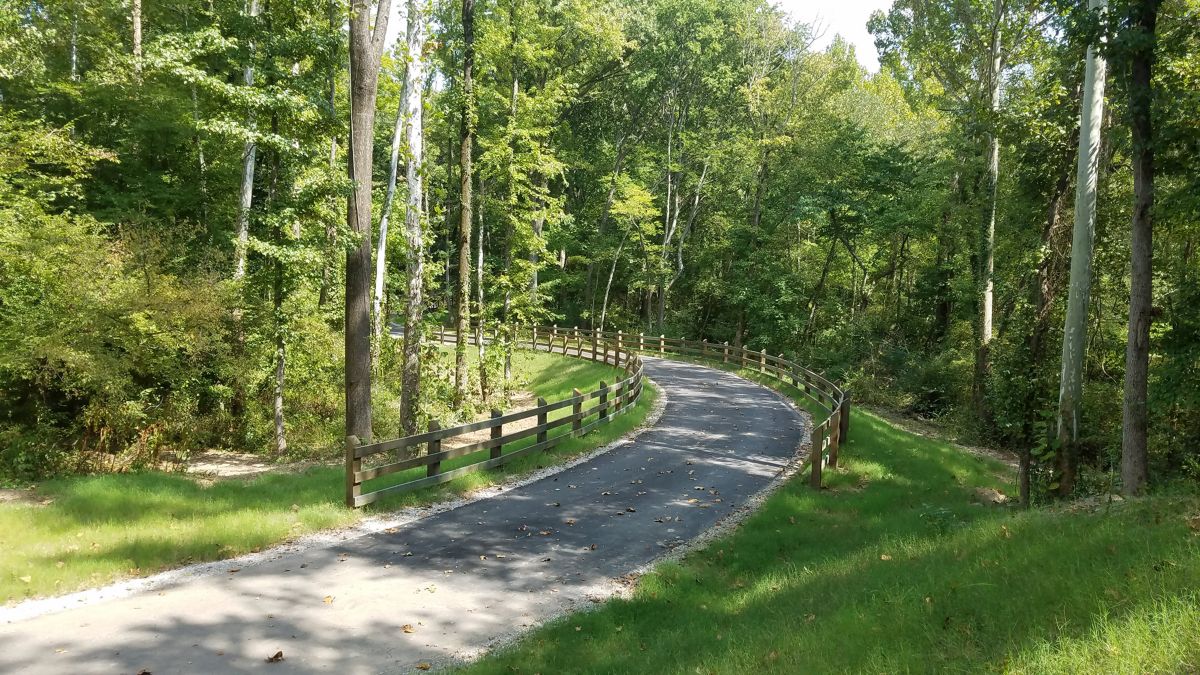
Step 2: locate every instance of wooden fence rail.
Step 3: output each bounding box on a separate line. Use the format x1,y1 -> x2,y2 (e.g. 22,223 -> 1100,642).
345,327 -> 643,507
346,324 -> 847,507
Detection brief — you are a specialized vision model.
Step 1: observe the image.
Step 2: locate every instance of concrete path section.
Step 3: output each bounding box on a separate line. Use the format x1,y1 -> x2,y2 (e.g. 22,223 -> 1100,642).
0,358 -> 806,674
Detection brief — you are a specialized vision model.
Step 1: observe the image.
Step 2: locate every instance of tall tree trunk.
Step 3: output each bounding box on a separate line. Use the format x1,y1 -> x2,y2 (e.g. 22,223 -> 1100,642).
269,117 -> 287,455
373,49 -> 409,357
319,0 -> 339,309
1121,0 -> 1160,496
530,174 -> 546,295
346,0 -> 392,442
131,0 -> 143,79
234,0 -> 260,282
476,177 -> 488,401
973,0 -> 1003,426
598,231 -> 628,333
398,0 -> 426,436
70,12 -> 79,82
660,161 -> 707,332
1055,0 -> 1108,498
454,0 -> 476,407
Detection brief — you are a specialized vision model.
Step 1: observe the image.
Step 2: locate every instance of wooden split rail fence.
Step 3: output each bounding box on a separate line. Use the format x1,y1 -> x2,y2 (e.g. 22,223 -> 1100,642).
345,327 -> 643,507
345,325 -> 848,507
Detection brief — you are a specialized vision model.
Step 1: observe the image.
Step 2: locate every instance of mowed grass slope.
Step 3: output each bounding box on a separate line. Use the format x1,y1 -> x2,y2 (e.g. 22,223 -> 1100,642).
0,349 -> 657,604
463,389 -> 1200,673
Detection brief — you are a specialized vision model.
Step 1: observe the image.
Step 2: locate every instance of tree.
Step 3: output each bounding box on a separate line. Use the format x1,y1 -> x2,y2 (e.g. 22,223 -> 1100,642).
346,0 -> 392,443
455,0 -> 476,407
1120,0 -> 1162,496
398,0 -> 428,435
1055,0 -> 1108,497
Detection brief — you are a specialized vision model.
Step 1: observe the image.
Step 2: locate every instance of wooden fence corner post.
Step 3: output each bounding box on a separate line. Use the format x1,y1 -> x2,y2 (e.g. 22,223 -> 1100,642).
536,397 -> 548,445
759,348 -> 766,373
591,330 -> 598,361
809,425 -> 824,489
427,421 -> 442,477
723,341 -> 729,363
616,331 -> 623,367
572,388 -> 583,436
599,380 -> 609,420
490,409 -> 503,460
345,435 -> 361,508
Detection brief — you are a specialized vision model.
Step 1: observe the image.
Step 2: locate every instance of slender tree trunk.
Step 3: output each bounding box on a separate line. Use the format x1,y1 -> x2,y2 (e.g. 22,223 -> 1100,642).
234,0 -> 260,282
454,0 -> 476,407
398,0 -> 426,436
373,47 -> 409,357
269,119 -> 287,455
131,0 -> 142,79
974,0 -> 1003,426
319,0 -> 339,309
476,177 -> 488,401
1121,0 -> 1160,496
346,0 -> 392,442
598,231 -> 628,333
70,12 -> 79,82
1055,0 -> 1108,497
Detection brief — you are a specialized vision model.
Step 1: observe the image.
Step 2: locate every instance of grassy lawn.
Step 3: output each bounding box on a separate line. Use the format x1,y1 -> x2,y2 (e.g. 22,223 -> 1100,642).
0,349 -> 657,605
461,368 -> 1200,674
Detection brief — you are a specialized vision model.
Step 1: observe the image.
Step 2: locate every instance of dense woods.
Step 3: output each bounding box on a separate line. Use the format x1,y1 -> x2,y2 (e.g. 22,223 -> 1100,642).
1,0 -> 1196,502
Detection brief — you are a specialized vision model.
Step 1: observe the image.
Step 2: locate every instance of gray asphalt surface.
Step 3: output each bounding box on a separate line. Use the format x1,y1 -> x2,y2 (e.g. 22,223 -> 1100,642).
0,357 -> 806,674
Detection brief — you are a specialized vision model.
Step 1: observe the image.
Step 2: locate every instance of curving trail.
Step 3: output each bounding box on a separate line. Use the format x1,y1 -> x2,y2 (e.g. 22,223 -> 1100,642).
0,358 -> 807,674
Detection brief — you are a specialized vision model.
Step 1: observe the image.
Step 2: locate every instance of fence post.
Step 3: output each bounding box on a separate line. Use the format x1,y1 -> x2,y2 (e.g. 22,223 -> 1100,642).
531,325 -> 538,349
809,424 -> 824,489
723,341 -> 729,363
739,345 -> 747,368
659,335 -> 665,354
551,324 -> 558,349
572,388 -> 583,436
490,409 -> 503,460
345,435 -> 361,508
639,332 -> 645,351
427,421 -> 442,477
616,331 -> 623,367
701,339 -> 708,358
591,330 -> 598,361
839,391 -> 851,443
759,348 -> 766,373
438,326 -> 445,343
599,381 -> 609,420
828,409 -> 841,469
537,397 -> 548,445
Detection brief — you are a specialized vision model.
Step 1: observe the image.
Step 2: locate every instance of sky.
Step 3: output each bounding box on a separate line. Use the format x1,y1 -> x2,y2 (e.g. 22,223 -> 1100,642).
774,0 -> 891,72
385,0 -> 892,73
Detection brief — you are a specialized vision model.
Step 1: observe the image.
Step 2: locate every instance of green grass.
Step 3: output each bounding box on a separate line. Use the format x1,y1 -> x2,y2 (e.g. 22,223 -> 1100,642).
0,349 -> 657,605
460,367 -> 1200,675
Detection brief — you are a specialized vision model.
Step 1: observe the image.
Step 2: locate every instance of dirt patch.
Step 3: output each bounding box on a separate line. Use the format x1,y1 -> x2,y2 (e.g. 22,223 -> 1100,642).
0,488 -> 49,507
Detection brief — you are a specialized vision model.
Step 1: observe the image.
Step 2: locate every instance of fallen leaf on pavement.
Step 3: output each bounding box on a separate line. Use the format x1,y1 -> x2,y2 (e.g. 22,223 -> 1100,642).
402,624 -> 416,634
265,651 -> 284,663
323,595 -> 334,604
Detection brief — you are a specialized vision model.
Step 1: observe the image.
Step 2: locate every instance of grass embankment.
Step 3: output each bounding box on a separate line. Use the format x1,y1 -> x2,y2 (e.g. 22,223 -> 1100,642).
0,349 -> 657,605
463,367 -> 1200,674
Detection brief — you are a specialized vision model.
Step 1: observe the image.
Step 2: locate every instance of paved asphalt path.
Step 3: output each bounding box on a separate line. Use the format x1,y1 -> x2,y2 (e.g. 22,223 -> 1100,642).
0,357 -> 806,674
